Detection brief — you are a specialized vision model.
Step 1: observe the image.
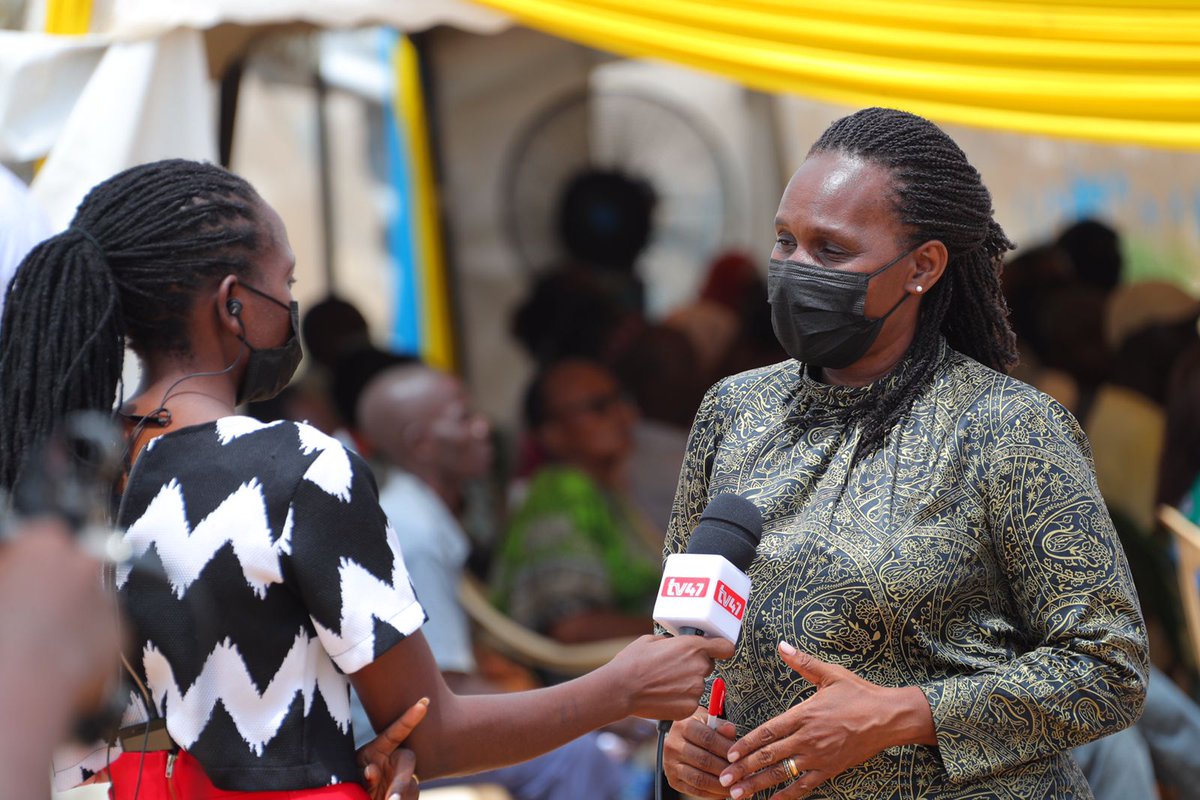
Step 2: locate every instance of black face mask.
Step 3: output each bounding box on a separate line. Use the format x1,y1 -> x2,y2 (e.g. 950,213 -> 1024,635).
767,247 -> 916,370
235,283 -> 302,405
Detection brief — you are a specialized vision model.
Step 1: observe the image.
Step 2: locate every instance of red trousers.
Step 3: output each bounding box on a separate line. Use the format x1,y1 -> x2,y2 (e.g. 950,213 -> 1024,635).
106,751 -> 370,800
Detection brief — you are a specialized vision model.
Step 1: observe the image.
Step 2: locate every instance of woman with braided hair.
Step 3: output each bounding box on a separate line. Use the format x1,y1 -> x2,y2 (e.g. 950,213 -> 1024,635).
662,108 -> 1148,799
0,159 -> 731,799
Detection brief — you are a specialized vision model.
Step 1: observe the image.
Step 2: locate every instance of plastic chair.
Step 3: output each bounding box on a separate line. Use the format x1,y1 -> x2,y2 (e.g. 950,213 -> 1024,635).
1086,386 -> 1166,534
1158,505 -> 1200,669
457,574 -> 635,676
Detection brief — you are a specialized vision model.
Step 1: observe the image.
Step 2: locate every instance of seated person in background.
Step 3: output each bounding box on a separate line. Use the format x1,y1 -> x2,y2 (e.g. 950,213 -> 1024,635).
299,294 -> 417,450
611,323 -> 704,532
1057,217 -> 1123,296
353,364 -> 629,800
492,359 -> 661,644
1075,663 -> 1200,800
1161,338 -> 1200,525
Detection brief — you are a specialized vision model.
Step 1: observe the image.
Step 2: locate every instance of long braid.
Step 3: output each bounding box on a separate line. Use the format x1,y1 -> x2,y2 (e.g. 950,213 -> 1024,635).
809,108 -> 1017,461
0,159 -> 264,489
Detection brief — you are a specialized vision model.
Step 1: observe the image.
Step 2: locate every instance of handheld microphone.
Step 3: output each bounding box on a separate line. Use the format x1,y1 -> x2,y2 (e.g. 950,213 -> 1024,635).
653,493 -> 763,643
651,493 -> 762,780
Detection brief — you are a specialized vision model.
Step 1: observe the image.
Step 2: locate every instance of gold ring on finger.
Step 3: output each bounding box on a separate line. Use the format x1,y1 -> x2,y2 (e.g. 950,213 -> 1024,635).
784,757 -> 800,780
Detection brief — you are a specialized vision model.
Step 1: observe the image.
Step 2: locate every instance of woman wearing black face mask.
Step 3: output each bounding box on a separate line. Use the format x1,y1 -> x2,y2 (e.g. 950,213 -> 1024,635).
661,109 -> 1148,800
0,160 -> 732,800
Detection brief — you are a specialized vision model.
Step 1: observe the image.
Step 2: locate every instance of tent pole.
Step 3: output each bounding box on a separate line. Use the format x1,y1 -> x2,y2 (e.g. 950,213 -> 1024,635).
314,63 -> 337,295
408,30 -> 464,374
217,60 -> 244,169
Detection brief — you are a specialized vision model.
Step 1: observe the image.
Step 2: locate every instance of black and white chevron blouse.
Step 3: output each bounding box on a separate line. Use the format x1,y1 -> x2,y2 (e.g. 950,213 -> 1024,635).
111,417 -> 425,792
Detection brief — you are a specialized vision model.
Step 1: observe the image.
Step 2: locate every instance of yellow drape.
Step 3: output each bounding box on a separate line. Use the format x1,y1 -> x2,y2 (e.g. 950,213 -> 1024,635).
44,0 -> 92,34
392,36 -> 457,371
470,0 -> 1200,150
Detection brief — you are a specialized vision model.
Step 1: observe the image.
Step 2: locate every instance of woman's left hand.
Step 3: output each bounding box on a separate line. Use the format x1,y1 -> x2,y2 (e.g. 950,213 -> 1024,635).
357,697 -> 429,800
718,642 -> 935,799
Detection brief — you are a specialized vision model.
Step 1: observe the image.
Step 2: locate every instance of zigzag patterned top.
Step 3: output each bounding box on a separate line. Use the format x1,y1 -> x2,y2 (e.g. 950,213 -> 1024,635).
110,417 -> 425,791
666,341 -> 1148,799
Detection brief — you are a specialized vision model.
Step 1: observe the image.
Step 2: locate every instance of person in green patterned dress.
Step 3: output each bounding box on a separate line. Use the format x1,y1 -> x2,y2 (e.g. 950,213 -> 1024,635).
662,107 -> 1148,800
493,358 -> 663,643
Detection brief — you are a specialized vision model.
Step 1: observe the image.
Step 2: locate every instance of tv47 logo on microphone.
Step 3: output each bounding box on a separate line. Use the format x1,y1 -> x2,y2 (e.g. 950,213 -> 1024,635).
662,577 -> 710,598
715,580 -> 746,621
660,577 -> 746,621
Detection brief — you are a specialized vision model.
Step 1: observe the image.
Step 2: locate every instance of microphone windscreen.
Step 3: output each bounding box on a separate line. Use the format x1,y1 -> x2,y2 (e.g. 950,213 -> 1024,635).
686,493 -> 763,572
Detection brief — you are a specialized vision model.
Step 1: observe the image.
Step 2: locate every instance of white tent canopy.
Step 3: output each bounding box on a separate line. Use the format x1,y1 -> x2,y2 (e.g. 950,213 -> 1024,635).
0,0 -> 508,225
75,0 -> 506,40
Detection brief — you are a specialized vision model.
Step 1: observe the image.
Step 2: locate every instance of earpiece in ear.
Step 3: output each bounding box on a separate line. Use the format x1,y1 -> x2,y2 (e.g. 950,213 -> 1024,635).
227,298 -> 243,316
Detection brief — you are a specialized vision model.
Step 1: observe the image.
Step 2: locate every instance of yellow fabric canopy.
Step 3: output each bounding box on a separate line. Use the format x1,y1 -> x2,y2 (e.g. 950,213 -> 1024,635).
470,0 -> 1200,150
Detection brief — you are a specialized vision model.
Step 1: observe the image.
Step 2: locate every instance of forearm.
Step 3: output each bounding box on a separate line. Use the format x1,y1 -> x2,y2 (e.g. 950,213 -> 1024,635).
409,665 -> 627,778
353,630 -> 727,780
441,671 -> 496,695
354,632 -> 628,778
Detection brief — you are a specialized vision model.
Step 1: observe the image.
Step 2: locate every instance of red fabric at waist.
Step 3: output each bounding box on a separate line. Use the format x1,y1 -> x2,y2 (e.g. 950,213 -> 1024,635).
107,751 -> 369,800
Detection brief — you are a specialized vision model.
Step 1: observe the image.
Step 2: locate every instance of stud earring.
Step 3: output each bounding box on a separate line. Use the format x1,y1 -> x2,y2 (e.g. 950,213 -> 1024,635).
915,285 -> 924,293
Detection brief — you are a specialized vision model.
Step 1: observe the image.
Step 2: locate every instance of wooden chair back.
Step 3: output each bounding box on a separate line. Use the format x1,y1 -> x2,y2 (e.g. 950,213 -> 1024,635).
1158,505 -> 1200,669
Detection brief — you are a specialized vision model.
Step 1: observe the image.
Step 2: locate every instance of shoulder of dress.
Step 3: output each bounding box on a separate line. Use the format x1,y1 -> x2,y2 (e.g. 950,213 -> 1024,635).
941,353 -> 1086,447
287,421 -> 365,461
708,359 -> 797,401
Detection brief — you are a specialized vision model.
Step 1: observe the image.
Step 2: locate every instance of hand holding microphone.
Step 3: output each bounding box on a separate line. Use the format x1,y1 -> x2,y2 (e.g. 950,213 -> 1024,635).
593,494 -> 762,725
656,493 -> 763,799
602,634 -> 735,722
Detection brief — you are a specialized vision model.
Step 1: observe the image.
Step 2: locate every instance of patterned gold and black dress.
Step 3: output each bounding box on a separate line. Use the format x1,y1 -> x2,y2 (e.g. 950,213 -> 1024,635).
665,341 -> 1148,799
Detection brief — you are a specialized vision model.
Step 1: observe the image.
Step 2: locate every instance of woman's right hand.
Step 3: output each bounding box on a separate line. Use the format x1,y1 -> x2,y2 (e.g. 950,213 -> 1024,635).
605,635 -> 734,721
664,706 -> 739,799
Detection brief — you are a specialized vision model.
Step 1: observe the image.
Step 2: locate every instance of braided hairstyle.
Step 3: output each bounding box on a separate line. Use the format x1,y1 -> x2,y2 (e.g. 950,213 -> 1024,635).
808,107 -> 1017,460
0,159 -> 266,489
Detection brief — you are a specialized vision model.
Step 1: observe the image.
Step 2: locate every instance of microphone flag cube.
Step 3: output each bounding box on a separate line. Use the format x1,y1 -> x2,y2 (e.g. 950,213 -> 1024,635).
653,553 -> 751,643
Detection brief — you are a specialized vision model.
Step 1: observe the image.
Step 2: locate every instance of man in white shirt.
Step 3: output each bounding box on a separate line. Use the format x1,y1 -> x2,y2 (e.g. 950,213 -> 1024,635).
353,365 -> 628,800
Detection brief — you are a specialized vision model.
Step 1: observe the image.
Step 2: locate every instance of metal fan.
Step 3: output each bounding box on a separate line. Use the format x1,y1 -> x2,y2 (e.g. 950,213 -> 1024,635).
501,88 -> 738,314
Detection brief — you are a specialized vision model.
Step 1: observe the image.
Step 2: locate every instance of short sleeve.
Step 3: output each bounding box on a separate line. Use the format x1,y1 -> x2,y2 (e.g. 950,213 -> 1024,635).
286,444 -> 425,673
392,530 -> 475,673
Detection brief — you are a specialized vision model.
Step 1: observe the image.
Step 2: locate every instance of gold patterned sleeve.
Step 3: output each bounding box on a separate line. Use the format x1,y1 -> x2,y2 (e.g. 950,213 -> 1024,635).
919,392 -> 1149,784
662,382 -> 727,563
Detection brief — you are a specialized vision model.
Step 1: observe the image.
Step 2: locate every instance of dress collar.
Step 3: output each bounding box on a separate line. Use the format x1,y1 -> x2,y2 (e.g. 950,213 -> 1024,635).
789,337 -> 950,415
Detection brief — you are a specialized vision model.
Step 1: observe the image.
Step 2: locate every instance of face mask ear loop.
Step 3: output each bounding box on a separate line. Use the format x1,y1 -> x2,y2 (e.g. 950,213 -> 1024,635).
873,290 -> 913,322
239,282 -> 292,312
864,243 -> 922,322
866,243 -> 922,279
